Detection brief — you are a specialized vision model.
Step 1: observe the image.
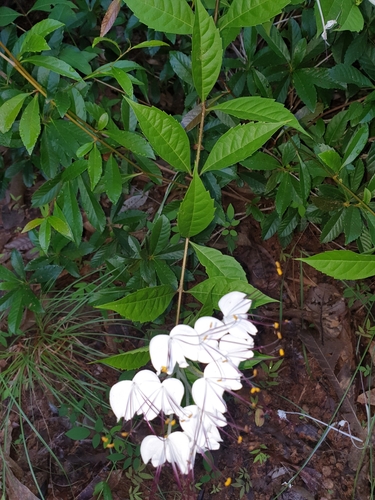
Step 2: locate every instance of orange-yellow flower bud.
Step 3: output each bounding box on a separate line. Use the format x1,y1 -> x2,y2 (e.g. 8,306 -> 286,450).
224,477 -> 232,487
279,348 -> 285,357
237,435 -> 243,444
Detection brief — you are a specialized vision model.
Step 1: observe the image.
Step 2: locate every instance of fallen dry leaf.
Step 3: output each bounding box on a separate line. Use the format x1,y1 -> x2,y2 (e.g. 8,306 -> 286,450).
357,389 -> 375,406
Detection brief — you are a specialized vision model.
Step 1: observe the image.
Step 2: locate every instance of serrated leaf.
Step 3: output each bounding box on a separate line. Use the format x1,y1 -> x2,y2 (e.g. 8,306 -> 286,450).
298,250 -> 375,280
0,93 -> 30,134
320,209 -> 345,243
127,100 -> 191,173
318,149 -> 342,172
22,218 -> 44,232
201,122 -> 283,173
275,173 -> 292,216
19,94 -> 41,154
192,0 -> 222,101
177,171 -> 215,237
97,285 -> 175,322
211,97 -> 306,135
77,176 -> 106,232
100,0 -> 121,36
190,242 -> 246,280
61,183 -> 82,246
188,276 -> 275,309
39,219 -> 51,254
96,346 -> 150,370
124,0 -> 194,34
218,0 -> 289,31
342,125 -> 368,167
88,144 -> 102,190
32,175 -> 63,207
104,155 -> 122,204
23,56 -> 82,81
149,215 -> 170,255
293,69 -> 317,112
343,206 -> 362,244
170,51 -> 193,85
107,129 -> 155,158
7,290 -> 24,334
48,215 -> 73,240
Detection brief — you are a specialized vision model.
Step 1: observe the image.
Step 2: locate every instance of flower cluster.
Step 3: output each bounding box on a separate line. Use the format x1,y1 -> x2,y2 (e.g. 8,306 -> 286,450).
109,291 -> 257,476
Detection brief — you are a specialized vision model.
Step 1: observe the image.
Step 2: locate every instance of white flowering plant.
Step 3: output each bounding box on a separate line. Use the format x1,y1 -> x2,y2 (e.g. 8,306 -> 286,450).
108,291 -> 264,484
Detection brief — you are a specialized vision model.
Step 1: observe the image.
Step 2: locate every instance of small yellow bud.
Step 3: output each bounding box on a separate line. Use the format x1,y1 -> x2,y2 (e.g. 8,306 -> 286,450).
279,348 -> 285,357
237,435 -> 243,444
274,322 -> 279,329
165,418 -> 170,425
170,419 -> 176,426
253,369 -> 258,377
276,331 -> 283,340
250,387 -> 261,394
224,477 -> 232,487
161,366 -> 168,373
106,443 -> 115,448
275,261 -> 283,276
101,436 -> 109,443
121,432 -> 129,437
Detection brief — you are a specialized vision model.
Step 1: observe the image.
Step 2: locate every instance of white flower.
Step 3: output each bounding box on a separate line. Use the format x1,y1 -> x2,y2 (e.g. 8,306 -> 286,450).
149,325 -> 200,375
179,404 -> 226,454
109,369 -> 161,421
219,332 -> 255,366
139,377 -> 185,421
218,291 -> 257,338
140,431 -> 192,474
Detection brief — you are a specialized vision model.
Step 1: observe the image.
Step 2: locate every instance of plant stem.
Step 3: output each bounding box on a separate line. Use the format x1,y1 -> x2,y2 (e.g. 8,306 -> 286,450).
176,236 -> 190,325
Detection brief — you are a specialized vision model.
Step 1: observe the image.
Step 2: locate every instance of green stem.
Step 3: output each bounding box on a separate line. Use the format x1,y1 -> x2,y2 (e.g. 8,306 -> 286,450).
175,236 -> 190,325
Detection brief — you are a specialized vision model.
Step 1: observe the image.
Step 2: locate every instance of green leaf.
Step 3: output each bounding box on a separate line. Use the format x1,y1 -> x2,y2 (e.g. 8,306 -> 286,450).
32,175 -> 63,207
22,56 -> 82,81
298,250 -> 375,280
0,7 -> 20,26
0,93 -> 30,134
190,242 -> 246,280
54,90 -> 71,118
293,69 -> 316,112
177,171 -> 215,237
20,34 -> 50,55
0,265 -> 19,283
192,0 -> 222,101
149,215 -> 171,255
65,427 -> 91,440
22,218 -> 43,233
107,129 -> 155,158
112,68 -> 133,96
96,346 -> 150,370
154,259 -> 178,288
188,277 -> 275,309
275,173 -> 292,216
7,290 -> 24,334
104,155 -> 122,204
39,219 -> 51,254
77,176 -> 106,232
330,63 -> 372,88
201,122 -> 283,173
343,206 -> 362,244
88,144 -> 102,190
97,285 -> 175,322
131,40 -> 170,50
256,24 -> 290,62
211,97 -> 306,134
127,100 -> 191,173
48,215 -> 73,240
318,149 -> 342,172
61,183 -> 82,246
170,51 -> 193,85
19,94 -> 41,154
342,125 -> 368,167
62,160 -> 88,181
124,0 -> 194,34
218,0 -> 290,31
320,209 -> 345,243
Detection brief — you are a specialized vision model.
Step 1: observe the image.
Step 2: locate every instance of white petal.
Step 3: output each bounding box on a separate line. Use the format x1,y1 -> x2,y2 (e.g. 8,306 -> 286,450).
194,316 -> 228,340
109,380 -> 137,421
149,335 -> 170,375
204,360 -> 242,391
166,431 -> 192,474
219,333 -> 254,365
192,377 -> 227,414
141,435 -> 167,468
170,324 -> 200,361
218,291 -> 251,316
